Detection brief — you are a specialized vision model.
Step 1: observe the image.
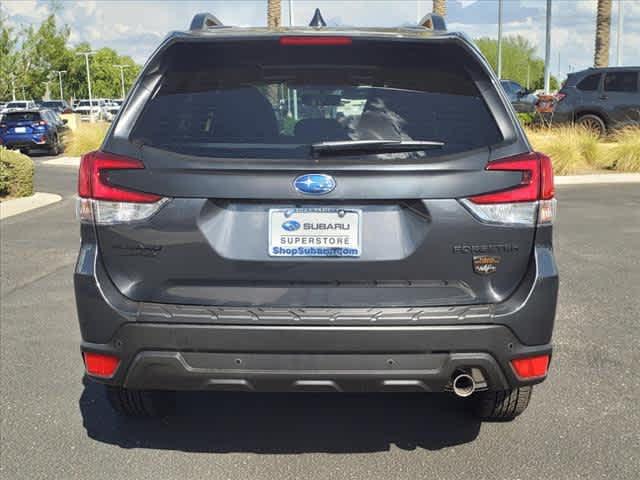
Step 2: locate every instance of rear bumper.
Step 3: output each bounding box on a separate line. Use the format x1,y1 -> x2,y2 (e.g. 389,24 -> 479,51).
74,226 -> 558,392
1,134 -> 51,149
83,323 -> 551,392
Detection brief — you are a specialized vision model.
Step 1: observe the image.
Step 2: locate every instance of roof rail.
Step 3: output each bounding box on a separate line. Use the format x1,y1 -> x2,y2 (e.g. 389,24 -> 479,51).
189,13 -> 224,31
418,13 -> 446,32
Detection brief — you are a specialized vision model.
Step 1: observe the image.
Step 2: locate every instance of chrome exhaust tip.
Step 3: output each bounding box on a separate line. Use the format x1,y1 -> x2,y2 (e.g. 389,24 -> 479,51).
452,373 -> 476,398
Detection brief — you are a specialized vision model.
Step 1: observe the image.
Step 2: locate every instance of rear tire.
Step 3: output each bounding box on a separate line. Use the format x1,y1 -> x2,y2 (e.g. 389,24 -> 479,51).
106,386 -> 175,417
577,114 -> 606,137
474,386 -> 533,421
48,136 -> 60,156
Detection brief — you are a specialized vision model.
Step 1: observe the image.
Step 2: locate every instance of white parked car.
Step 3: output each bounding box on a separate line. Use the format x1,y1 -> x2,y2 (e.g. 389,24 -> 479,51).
74,99 -> 107,121
103,99 -> 123,121
1,100 -> 37,114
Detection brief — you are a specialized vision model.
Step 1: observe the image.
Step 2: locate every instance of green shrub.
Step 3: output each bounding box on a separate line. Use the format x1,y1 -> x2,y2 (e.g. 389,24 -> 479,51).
64,122 -> 109,156
603,127 -> 640,172
525,125 -> 602,175
0,147 -> 35,198
517,112 -> 536,127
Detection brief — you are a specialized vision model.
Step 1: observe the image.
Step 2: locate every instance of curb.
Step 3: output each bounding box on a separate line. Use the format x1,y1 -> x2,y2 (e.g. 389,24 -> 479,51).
555,173 -> 640,185
43,156 -> 80,167
0,192 -> 63,220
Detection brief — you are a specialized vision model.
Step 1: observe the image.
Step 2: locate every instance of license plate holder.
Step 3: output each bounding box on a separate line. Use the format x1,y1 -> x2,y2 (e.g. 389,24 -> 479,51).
269,208 -> 361,257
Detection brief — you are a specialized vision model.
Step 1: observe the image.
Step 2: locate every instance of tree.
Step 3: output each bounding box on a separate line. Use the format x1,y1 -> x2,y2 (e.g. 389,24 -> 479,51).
475,36 -> 559,91
0,10 -> 141,102
18,15 -> 72,100
267,0 -> 281,28
0,15 -> 18,100
432,0 -> 447,17
594,0 -> 612,67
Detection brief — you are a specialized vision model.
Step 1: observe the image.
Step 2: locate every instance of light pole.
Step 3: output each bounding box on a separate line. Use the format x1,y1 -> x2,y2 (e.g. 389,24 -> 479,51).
497,0 -> 503,79
543,0 -> 552,93
11,75 -> 16,101
77,51 -> 97,106
112,64 -> 130,99
289,0 -> 294,26
42,80 -> 51,100
288,0 -> 298,118
52,70 -> 67,100
616,0 -> 624,66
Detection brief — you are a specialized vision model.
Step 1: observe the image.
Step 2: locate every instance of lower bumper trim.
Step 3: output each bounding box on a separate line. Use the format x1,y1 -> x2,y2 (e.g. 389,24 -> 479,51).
82,323 -> 551,392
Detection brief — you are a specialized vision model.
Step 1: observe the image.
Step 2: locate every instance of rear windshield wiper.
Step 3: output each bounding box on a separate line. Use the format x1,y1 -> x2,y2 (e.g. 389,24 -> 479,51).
310,139 -> 445,157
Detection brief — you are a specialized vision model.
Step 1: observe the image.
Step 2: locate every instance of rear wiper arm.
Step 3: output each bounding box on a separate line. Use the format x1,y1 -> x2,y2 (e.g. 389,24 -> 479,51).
310,139 -> 445,157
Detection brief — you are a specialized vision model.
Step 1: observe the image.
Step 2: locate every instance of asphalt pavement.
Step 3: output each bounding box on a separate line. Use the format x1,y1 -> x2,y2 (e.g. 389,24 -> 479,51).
1,157 -> 638,479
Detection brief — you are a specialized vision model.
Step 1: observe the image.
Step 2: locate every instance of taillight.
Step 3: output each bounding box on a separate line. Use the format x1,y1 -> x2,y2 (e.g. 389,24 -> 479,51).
83,352 -> 120,378
555,92 -> 567,102
76,151 -> 168,225
461,152 -> 556,226
280,36 -> 352,46
33,120 -> 47,127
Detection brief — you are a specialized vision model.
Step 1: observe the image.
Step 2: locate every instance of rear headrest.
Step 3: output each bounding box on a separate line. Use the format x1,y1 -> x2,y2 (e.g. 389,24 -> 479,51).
210,86 -> 279,141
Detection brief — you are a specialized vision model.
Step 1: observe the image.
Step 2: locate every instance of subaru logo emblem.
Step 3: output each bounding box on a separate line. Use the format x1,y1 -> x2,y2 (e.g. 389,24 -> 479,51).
294,174 -> 336,195
282,220 -> 301,231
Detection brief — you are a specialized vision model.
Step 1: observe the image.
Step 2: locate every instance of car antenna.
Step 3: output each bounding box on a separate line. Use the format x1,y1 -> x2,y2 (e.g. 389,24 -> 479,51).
309,8 -> 327,27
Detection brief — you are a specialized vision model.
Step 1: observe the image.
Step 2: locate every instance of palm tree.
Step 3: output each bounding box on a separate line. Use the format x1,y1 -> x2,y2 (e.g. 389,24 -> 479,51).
267,0 -> 282,28
433,0 -> 447,17
594,0 -> 612,67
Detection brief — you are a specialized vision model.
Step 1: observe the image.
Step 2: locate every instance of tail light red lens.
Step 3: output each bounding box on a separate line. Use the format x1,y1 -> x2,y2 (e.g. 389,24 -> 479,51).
539,153 -> 555,199
511,354 -> 550,379
469,152 -> 554,204
555,92 -> 567,102
83,352 -> 120,378
78,151 -> 161,203
280,36 -> 352,46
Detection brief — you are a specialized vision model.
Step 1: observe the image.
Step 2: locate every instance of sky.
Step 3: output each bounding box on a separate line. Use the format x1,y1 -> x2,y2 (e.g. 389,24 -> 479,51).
2,0 -> 639,80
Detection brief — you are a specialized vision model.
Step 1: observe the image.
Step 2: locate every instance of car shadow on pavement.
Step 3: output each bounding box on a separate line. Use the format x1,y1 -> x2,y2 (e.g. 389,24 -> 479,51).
80,377 -> 481,453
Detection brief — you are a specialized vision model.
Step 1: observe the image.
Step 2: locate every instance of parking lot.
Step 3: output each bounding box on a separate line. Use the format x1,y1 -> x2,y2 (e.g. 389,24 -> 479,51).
1,159 -> 638,480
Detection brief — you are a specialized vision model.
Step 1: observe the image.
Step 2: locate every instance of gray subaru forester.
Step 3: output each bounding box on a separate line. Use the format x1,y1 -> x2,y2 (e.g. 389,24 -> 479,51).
75,11 -> 558,420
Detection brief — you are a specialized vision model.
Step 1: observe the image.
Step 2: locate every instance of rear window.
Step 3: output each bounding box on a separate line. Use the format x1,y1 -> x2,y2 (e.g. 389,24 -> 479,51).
132,39 -> 503,160
7,102 -> 28,109
4,112 -> 41,122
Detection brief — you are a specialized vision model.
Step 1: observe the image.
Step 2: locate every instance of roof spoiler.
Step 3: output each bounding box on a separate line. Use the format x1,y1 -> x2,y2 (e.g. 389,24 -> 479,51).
418,13 -> 446,32
189,13 -> 224,32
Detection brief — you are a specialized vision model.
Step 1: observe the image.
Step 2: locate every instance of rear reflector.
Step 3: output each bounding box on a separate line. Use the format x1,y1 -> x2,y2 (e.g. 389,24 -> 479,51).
280,36 -> 352,46
83,352 -> 120,378
511,355 -> 550,379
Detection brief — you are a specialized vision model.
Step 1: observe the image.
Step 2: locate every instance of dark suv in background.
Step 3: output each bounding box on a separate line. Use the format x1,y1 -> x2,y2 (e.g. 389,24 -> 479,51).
75,12 -> 558,421
554,66 -> 640,135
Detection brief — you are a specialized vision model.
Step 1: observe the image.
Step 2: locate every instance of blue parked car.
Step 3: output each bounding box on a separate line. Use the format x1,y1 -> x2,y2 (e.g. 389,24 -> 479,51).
0,109 -> 68,155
